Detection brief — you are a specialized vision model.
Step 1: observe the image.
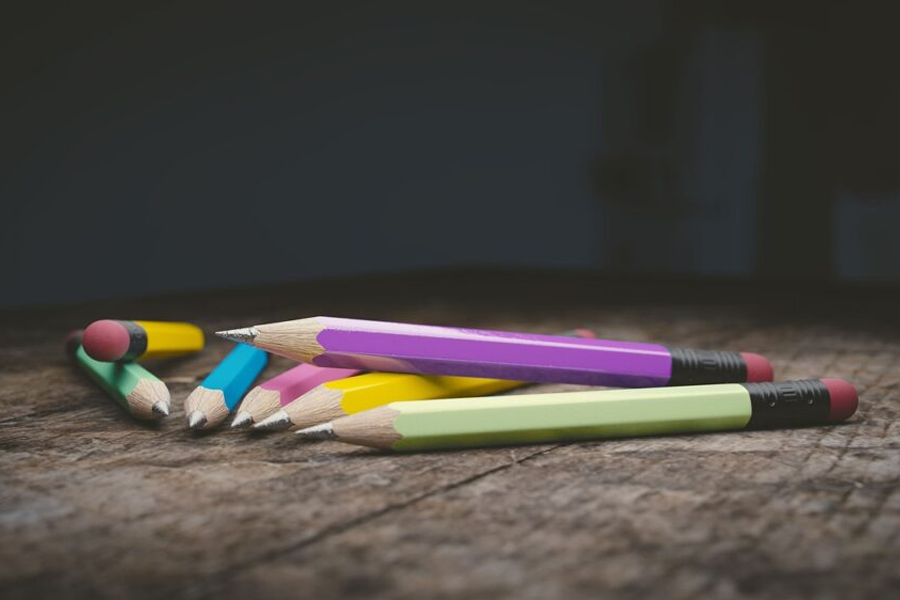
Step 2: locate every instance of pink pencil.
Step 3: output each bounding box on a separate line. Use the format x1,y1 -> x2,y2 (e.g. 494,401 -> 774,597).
231,364 -> 362,428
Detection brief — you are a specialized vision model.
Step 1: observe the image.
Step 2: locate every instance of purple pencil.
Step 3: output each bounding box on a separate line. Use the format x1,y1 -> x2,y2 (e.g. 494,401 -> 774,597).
216,317 -> 773,387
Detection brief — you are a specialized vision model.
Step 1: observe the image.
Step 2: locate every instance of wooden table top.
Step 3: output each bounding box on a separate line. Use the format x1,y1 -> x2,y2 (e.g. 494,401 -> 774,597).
2,269 -> 898,600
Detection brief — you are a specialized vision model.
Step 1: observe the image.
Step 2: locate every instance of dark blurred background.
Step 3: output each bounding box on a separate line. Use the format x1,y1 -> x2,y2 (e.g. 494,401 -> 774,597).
2,1 -> 898,309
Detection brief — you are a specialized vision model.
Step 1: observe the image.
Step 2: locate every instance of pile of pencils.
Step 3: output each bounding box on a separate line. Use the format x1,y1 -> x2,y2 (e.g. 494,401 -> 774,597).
66,316 -> 858,452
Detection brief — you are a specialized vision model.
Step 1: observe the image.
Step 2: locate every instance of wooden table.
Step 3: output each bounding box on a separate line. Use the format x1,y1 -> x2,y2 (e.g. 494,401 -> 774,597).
2,269 -> 898,600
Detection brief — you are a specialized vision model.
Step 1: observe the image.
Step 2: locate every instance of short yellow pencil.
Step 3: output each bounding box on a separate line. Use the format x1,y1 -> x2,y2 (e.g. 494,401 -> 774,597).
82,319 -> 204,362
253,372 -> 522,431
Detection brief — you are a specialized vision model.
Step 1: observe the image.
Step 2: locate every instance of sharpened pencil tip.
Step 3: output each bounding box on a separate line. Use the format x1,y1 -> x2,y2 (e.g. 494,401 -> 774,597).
231,411 -> 254,429
215,327 -> 259,344
253,410 -> 292,431
295,423 -> 337,441
151,402 -> 170,417
188,410 -> 207,429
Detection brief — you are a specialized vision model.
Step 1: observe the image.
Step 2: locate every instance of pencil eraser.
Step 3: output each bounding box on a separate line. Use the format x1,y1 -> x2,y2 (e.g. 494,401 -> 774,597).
573,328 -> 597,339
822,378 -> 858,422
740,352 -> 773,382
83,320 -> 130,361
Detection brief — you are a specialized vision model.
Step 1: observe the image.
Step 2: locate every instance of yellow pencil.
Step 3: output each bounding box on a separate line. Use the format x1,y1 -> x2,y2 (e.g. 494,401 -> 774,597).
82,320 -> 205,362
253,372 -> 523,431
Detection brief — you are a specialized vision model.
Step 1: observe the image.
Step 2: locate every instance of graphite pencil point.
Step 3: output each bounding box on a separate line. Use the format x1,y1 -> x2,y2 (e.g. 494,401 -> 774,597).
215,328 -> 258,344
253,410 -> 292,431
295,423 -> 336,441
151,401 -> 170,417
188,410 -> 207,429
230,411 -> 254,429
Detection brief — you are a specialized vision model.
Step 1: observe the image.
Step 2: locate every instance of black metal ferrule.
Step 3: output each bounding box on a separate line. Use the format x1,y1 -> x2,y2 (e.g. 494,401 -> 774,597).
64,331 -> 84,357
742,380 -> 831,429
119,320 -> 148,362
667,346 -> 747,385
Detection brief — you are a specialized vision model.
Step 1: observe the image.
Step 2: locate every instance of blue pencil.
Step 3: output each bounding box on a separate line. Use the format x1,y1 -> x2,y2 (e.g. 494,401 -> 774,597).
184,344 -> 268,430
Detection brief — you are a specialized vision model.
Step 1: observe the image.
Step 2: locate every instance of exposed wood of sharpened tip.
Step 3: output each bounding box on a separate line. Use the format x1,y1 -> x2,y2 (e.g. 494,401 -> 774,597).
238,387 -> 282,423
126,378 -> 171,421
285,384 -> 346,430
331,406 -> 402,449
183,386 -> 229,429
254,318 -> 326,362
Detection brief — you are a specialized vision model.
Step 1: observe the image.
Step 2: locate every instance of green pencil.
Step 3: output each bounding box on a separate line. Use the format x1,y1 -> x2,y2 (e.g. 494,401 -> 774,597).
65,330 -> 171,420
294,379 -> 857,452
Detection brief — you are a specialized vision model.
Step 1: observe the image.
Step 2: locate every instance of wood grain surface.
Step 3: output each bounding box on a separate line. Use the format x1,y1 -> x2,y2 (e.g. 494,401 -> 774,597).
1,269 -> 898,600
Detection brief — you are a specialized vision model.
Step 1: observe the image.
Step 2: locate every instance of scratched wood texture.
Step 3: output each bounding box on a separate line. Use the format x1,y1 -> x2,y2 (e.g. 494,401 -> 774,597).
1,269 -> 898,600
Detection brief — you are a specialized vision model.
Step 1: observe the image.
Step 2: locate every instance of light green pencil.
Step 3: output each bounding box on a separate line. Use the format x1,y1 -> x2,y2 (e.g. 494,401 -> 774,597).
65,330 -> 171,420
293,379 -> 857,452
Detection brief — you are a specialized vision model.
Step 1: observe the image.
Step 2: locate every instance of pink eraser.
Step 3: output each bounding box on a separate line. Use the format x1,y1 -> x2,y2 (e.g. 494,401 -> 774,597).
821,378 -> 858,423
740,352 -> 774,382
82,320 -> 130,361
573,328 -> 597,339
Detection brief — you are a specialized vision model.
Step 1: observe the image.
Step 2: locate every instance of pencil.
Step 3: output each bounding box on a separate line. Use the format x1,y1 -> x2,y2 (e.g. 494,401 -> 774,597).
65,330 -> 171,420
184,343 -> 268,430
217,317 -> 773,387
295,379 -> 858,452
253,328 -> 598,431
230,364 -> 362,429
82,319 -> 204,362
254,372 -> 522,431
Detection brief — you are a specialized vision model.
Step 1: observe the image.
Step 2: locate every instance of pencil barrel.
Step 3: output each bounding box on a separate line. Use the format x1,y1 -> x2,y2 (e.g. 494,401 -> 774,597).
332,328 -> 596,415
201,344 -> 269,410
339,374 -> 522,415
134,320 -> 205,360
388,384 -> 753,452
313,323 -> 673,387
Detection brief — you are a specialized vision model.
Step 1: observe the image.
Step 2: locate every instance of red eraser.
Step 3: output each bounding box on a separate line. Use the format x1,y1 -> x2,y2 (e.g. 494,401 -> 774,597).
82,320 -> 130,361
740,352 -> 774,382
821,378 -> 858,423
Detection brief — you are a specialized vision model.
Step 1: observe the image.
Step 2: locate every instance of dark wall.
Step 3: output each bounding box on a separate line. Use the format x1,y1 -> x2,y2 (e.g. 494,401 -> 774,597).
1,1 -> 611,308
2,2 -> 898,308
